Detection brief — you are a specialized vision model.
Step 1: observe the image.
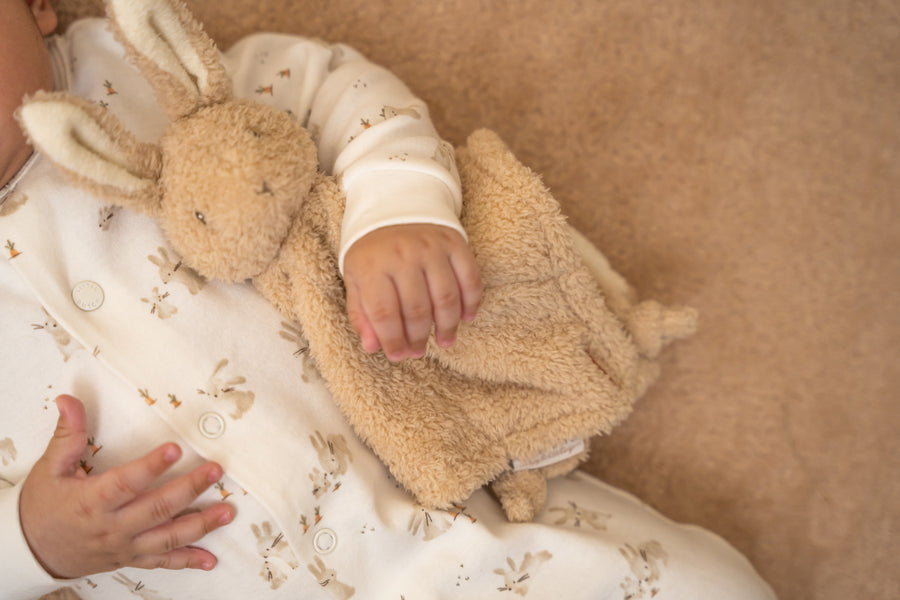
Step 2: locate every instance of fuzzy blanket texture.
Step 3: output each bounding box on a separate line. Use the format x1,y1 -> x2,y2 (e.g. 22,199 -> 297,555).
50,1 -> 900,599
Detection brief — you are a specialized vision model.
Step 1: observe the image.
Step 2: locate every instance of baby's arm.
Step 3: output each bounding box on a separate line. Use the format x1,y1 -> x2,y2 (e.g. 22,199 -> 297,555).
225,37 -> 482,360
314,54 -> 482,359
17,395 -> 234,579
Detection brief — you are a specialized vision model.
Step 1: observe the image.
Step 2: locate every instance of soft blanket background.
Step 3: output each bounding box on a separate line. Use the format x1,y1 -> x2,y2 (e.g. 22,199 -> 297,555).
50,1 -> 900,598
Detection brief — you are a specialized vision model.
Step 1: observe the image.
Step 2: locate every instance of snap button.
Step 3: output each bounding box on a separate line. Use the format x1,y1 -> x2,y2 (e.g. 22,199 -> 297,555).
198,412 -> 225,438
71,281 -> 104,312
313,528 -> 337,554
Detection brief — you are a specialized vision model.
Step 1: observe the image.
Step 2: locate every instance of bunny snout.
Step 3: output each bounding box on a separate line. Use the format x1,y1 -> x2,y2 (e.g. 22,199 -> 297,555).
157,100 -> 320,282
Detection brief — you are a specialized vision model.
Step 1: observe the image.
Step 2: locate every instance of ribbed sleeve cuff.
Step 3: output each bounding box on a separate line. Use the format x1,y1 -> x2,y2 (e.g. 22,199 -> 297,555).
338,170 -> 467,273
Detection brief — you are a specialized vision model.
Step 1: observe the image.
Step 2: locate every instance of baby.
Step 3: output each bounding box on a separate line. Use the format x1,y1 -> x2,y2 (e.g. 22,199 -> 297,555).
0,1 -> 777,598
2,0 -> 480,583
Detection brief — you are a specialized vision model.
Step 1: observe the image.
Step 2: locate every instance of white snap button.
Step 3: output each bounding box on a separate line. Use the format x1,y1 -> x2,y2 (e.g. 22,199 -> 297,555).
198,412 -> 225,438
71,281 -> 104,312
313,528 -> 337,554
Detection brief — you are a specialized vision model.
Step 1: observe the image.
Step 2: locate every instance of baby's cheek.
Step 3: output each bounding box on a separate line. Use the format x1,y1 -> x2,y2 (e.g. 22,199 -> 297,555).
0,15 -> 54,185
0,114 -> 26,185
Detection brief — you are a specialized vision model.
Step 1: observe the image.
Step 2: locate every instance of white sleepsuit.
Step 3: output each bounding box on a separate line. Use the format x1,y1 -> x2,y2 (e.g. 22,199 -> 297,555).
0,19 -> 776,600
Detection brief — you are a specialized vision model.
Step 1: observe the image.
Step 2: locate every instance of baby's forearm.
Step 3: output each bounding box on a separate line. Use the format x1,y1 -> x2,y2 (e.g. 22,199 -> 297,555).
223,33 -> 464,270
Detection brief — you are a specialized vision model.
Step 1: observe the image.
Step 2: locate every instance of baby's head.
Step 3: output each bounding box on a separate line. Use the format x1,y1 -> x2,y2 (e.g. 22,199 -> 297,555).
0,0 -> 57,188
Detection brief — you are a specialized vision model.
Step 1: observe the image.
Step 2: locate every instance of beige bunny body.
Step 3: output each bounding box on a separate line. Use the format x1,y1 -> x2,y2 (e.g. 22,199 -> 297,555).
18,0 -> 696,521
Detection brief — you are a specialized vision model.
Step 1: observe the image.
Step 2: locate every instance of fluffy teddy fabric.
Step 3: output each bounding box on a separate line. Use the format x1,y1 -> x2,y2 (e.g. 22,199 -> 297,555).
253,127 -> 696,521
50,1 -> 900,598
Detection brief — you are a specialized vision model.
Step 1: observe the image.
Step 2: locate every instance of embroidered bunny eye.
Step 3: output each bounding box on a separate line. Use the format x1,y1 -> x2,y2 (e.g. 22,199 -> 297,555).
195,211 -> 207,224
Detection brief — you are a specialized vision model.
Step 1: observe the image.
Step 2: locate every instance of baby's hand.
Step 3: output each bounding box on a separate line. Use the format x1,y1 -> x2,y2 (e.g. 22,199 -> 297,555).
19,395 -> 235,579
343,223 -> 483,361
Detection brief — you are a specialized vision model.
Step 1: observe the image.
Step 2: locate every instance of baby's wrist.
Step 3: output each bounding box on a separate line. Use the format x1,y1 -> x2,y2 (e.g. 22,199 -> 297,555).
0,479 -> 61,590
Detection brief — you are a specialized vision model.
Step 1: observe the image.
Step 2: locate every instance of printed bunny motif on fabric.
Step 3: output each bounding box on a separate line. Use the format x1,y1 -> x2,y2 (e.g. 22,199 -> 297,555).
307,556 -> 355,599
407,506 -> 454,541
110,573 -> 171,600
252,521 -> 299,590
309,431 -> 352,497
279,320 -> 309,356
279,320 -> 323,383
619,541 -> 668,599
547,500 -> 611,530
0,191 -> 28,216
197,359 -> 255,419
147,247 -> 205,295
32,308 -> 76,361
97,204 -> 117,230
494,551 -> 553,596
141,286 -> 177,319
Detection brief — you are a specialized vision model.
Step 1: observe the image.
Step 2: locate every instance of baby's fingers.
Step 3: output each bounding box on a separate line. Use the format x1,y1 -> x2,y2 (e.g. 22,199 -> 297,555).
394,268 -> 434,357
120,461 -> 224,533
451,248 -> 483,322
345,279 -> 381,354
131,503 -> 234,569
357,277 -> 408,361
128,545 -> 220,572
92,443 -> 184,510
425,262 -> 462,348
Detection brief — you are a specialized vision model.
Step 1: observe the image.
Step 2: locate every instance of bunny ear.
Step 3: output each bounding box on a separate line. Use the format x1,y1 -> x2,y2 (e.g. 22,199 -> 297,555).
17,91 -> 164,217
105,0 -> 231,119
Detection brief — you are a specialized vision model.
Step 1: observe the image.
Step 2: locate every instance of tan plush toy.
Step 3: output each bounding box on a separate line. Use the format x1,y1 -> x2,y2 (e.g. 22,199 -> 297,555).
18,0 -> 697,521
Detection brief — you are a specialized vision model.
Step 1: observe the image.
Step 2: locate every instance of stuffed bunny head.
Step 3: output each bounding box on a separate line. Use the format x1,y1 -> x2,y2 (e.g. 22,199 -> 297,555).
18,0 -> 319,282
156,99 -> 318,282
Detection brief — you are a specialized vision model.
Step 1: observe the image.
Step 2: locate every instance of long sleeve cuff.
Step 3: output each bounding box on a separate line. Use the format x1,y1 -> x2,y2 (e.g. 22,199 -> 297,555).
0,479 -> 64,598
338,169 -> 467,273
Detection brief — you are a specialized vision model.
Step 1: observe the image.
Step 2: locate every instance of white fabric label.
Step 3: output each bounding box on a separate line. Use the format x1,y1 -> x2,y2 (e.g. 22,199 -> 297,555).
510,439 -> 586,471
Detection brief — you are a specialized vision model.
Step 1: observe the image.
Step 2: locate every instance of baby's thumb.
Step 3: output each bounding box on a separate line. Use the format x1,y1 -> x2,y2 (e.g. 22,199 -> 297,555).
43,395 -> 89,476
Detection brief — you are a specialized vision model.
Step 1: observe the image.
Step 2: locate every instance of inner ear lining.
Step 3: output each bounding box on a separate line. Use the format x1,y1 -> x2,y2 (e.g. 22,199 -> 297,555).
67,125 -> 151,192
70,127 -> 140,177
146,10 -> 203,95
